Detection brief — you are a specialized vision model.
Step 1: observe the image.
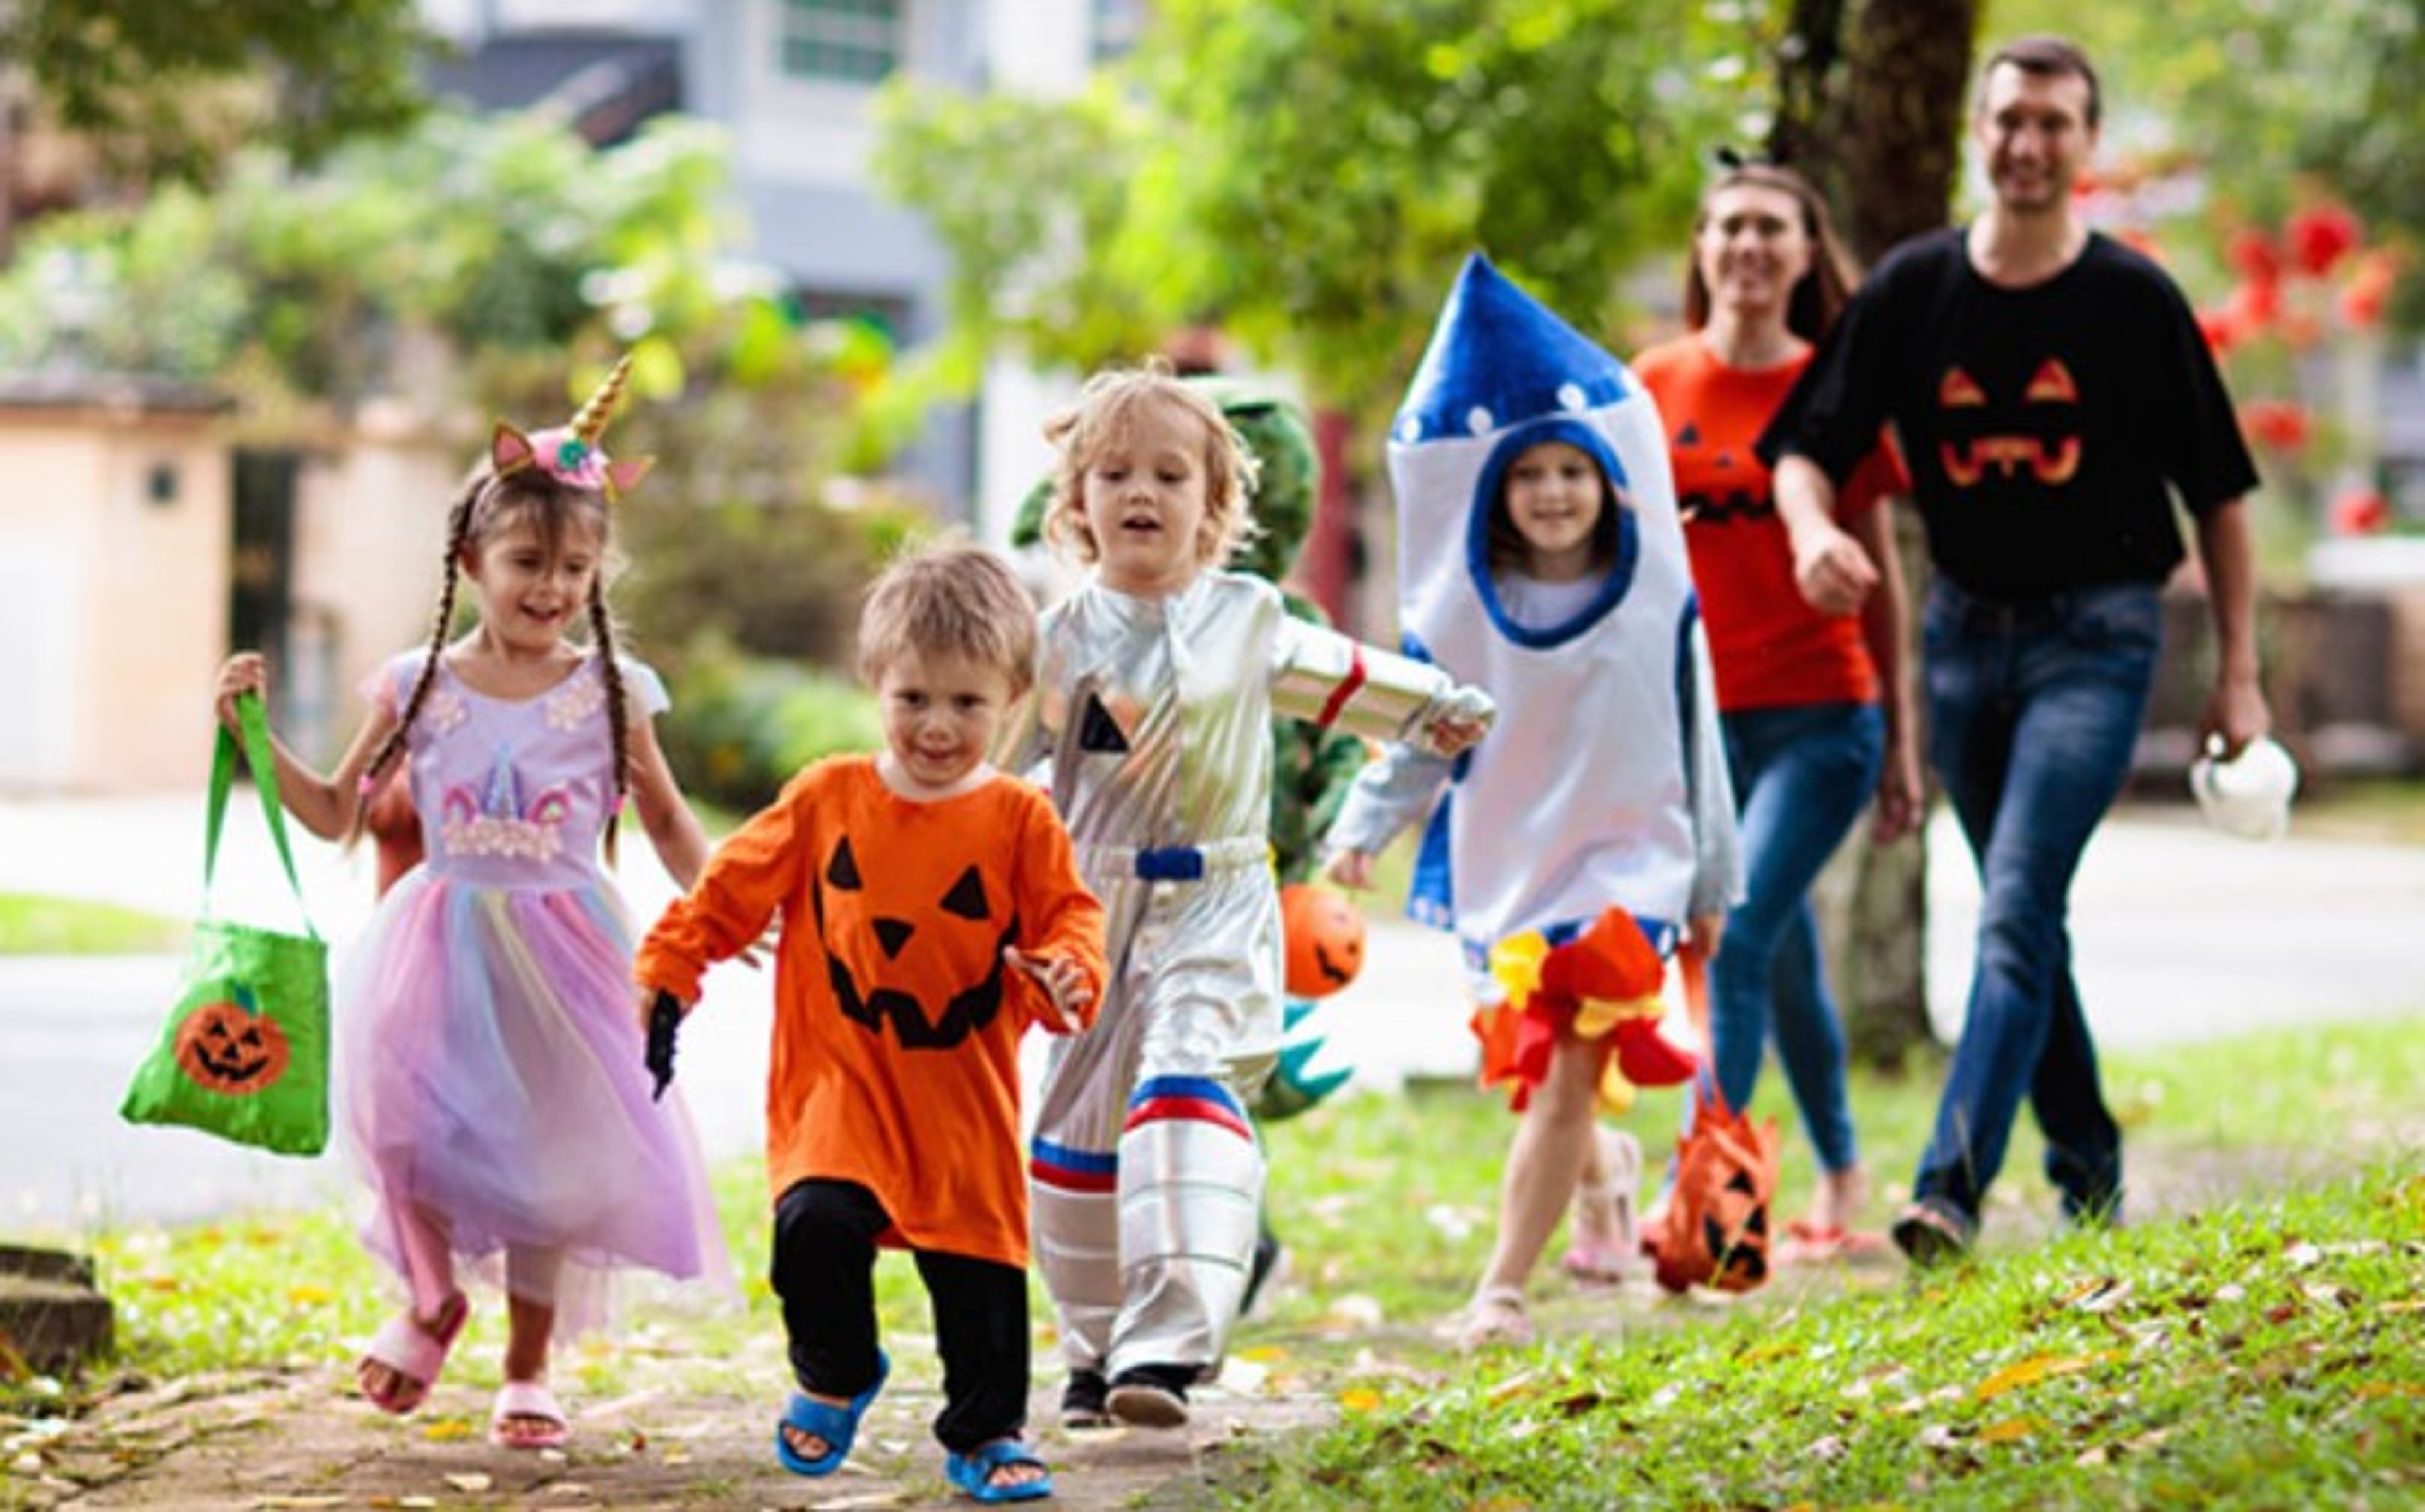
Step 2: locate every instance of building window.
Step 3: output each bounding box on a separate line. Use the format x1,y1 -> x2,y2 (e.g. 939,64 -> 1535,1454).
1091,0 -> 1146,64
779,0 -> 902,85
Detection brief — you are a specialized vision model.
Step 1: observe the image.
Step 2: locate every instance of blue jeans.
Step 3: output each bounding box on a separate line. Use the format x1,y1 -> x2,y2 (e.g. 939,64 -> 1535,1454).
1917,579 -> 2161,1227
1706,700 -> 1884,1174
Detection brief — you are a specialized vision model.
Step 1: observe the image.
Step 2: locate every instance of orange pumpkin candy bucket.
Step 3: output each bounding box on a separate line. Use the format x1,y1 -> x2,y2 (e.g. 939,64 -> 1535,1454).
1280,883 -> 1367,999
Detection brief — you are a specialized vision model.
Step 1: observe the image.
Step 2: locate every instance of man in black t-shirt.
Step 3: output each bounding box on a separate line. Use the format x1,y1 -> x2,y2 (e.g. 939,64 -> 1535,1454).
1759,35 -> 2272,1265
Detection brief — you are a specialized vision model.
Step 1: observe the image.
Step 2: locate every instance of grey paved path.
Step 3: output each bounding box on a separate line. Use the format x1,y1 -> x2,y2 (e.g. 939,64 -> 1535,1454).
4,792 -> 2422,1239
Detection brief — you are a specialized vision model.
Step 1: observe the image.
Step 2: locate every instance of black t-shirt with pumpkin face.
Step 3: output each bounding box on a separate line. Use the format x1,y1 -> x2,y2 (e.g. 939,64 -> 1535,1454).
1761,229 -> 2259,601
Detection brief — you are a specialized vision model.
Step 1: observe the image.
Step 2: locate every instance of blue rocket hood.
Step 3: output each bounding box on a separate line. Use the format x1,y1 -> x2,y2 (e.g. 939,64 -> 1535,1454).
1393,253 -> 1635,446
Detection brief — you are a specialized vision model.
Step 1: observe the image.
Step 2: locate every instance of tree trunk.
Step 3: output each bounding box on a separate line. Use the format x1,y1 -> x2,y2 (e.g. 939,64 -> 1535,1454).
1769,0 -> 1980,1069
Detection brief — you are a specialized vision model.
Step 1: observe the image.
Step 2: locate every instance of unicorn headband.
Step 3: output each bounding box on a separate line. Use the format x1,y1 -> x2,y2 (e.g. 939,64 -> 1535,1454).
490,354 -> 656,503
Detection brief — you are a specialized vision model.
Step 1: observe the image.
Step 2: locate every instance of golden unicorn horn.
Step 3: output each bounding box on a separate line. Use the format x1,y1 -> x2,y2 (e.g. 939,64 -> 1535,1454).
569,353 -> 635,446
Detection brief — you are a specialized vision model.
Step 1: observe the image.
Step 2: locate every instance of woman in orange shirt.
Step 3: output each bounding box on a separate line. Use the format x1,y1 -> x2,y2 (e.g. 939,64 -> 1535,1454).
1632,158 -> 1920,1257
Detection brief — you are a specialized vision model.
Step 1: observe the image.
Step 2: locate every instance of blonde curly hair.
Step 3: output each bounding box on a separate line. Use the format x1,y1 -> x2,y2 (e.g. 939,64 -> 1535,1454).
1039,360 -> 1261,573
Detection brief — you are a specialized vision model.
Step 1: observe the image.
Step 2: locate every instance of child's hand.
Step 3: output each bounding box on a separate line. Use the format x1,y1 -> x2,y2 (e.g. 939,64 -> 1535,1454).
1323,848 -> 1377,890
1687,913 -> 1726,960
215,653 -> 270,730
1420,685 -> 1495,757
1005,946 -> 1094,1032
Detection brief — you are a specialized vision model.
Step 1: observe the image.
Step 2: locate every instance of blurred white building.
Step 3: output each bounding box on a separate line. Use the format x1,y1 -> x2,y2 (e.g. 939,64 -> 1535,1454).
422,0 -> 1142,540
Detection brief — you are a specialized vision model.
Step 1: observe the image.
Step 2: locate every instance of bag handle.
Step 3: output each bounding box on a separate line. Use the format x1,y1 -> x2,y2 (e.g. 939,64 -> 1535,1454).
203,691 -> 321,943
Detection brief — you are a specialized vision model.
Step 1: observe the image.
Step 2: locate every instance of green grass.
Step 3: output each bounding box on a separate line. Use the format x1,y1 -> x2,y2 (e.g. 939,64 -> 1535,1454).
1238,1166 -> 2423,1509
0,894 -> 182,956
9,1016 -> 2419,1509
1228,1015 -> 2425,1508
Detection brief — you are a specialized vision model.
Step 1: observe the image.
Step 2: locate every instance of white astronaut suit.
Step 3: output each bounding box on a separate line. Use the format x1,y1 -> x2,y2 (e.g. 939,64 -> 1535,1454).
1010,569 -> 1490,1384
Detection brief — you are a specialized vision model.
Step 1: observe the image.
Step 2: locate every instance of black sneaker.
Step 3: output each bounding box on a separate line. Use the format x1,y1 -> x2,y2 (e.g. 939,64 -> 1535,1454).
1240,1229 -> 1285,1318
1891,1196 -> 1977,1268
1060,1368 -> 1111,1430
1106,1363 -> 1194,1429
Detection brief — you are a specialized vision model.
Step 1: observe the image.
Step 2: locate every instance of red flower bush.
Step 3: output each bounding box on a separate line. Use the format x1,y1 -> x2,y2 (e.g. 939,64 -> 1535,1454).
2241,398 -> 2311,453
2286,201 -> 2362,279
2329,485 -> 2390,536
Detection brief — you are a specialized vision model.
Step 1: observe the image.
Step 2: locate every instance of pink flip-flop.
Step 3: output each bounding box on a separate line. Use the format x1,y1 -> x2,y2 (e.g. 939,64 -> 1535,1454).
1777,1220 -> 1888,1265
357,1292 -> 468,1415
489,1380 -> 570,1450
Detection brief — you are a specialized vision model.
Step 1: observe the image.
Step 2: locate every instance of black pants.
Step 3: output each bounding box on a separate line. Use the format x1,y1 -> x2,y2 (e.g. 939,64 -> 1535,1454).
772,1178 -> 1029,1452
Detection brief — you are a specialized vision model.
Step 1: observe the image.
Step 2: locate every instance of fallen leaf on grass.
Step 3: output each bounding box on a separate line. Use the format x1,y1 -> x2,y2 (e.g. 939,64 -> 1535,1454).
1977,1416 -> 2041,1444
1974,1352 -> 2121,1403
1338,1388 -> 1383,1414
2302,1282 -> 2359,1307
1886,1384 -> 1963,1417
1805,1434 -> 1847,1461
2282,1241 -> 2323,1271
2065,1278 -> 2133,1314
419,1419 -> 473,1443
1485,1369 -> 1542,1405
1320,1295 -> 1385,1329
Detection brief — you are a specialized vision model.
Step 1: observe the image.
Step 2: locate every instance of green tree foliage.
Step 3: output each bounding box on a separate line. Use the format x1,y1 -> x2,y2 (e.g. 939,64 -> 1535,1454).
0,107 -> 904,684
0,0 -> 433,181
877,0 -> 1746,424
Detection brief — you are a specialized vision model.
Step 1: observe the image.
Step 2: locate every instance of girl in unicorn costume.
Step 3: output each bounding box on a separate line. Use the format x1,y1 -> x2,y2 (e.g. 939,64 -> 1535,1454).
1324,254 -> 1740,1347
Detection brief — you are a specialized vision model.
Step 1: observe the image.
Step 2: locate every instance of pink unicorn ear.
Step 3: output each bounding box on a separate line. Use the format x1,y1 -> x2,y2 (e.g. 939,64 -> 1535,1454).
606,456 -> 656,497
492,422 -> 538,475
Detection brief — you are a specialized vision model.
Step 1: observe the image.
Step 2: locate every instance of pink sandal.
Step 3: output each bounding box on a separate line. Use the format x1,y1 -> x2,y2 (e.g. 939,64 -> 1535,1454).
358,1292 -> 469,1415
489,1380 -> 571,1450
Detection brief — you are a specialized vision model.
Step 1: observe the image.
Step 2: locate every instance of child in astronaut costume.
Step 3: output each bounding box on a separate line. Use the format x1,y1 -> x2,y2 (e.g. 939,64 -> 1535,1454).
1324,255 -> 1741,1347
1007,366 -> 1492,1429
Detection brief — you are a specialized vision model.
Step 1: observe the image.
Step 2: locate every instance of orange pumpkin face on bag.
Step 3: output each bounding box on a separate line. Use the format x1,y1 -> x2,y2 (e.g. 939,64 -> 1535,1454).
1652,1093 -> 1780,1295
813,833 -> 1017,1051
1281,883 -> 1366,999
172,984 -> 293,1095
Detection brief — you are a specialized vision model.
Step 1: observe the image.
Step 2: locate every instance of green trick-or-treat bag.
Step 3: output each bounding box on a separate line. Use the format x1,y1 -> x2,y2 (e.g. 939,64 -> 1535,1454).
120,691 -> 330,1157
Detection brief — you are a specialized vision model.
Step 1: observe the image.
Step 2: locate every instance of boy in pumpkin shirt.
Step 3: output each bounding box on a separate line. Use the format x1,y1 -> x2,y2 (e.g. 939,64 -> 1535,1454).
634,540 -> 1105,1503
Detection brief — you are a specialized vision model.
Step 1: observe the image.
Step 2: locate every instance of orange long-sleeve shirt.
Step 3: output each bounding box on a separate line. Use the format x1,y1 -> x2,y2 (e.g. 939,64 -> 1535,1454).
634,756 -> 1105,1268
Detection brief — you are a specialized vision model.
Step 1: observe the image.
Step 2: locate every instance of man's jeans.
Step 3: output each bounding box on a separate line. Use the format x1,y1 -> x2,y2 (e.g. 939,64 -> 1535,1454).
1708,700 -> 1884,1174
1916,578 -> 2162,1227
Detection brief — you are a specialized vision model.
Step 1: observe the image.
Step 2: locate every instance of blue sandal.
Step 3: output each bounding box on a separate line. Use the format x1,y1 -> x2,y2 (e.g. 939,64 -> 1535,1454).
774,1350 -> 890,1476
945,1438 -> 1054,1503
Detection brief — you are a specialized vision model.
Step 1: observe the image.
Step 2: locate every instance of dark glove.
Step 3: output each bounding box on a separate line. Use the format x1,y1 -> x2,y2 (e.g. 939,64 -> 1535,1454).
645,989 -> 684,1102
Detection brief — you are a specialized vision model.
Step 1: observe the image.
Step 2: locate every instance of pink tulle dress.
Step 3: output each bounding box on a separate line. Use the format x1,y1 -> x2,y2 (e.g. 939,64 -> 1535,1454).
337,649 -> 728,1336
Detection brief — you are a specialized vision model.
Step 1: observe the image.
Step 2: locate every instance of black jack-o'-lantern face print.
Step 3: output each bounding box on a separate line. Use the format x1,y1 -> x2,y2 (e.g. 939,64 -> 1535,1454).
1936,359 -> 2083,489
1673,423 -> 1772,525
812,833 -> 1017,1050
173,984 -> 292,1094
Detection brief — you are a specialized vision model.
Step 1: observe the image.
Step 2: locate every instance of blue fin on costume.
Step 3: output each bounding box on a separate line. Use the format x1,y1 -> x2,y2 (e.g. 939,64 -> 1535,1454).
1257,1036 -> 1354,1122
1393,253 -> 1634,446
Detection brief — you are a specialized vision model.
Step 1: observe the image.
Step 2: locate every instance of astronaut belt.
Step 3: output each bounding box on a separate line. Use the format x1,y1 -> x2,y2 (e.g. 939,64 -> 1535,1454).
1080,836 -> 1271,882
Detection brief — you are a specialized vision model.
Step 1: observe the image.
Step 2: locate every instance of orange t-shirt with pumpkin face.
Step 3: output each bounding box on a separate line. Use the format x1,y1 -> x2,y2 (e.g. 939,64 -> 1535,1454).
1636,336 -> 1907,712
635,756 -> 1106,1269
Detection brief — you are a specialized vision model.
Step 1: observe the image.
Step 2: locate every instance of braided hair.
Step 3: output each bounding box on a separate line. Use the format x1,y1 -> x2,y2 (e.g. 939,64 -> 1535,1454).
352,466 -> 629,861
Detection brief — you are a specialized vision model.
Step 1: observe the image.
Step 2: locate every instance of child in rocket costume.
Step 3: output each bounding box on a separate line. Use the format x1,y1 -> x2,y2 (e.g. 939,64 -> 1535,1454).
1009,367 -> 1493,1427
1324,254 -> 1739,1342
